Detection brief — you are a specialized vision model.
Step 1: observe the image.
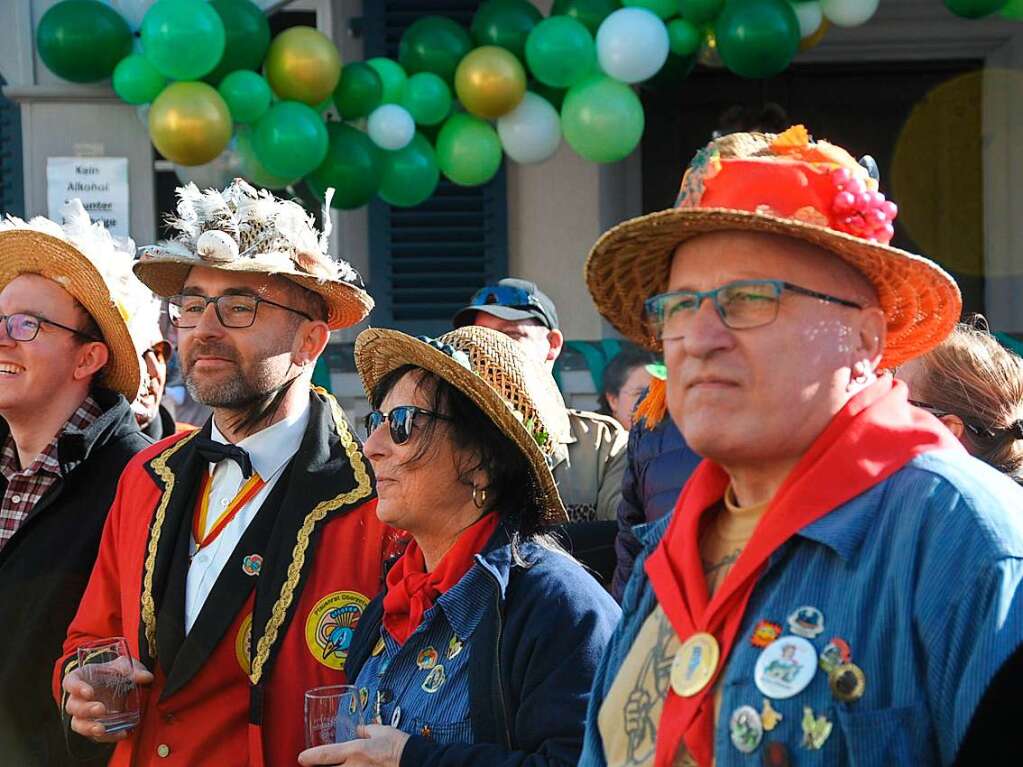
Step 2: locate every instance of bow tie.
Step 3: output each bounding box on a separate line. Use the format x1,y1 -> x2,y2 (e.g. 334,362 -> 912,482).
193,435 -> 254,479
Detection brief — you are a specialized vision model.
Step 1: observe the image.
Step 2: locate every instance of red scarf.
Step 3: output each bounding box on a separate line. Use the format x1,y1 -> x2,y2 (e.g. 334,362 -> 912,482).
645,378 -> 963,766
382,513 -> 500,645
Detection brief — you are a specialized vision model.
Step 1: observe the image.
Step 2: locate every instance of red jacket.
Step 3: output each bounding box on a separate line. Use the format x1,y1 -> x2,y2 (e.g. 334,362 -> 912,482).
54,390 -> 395,766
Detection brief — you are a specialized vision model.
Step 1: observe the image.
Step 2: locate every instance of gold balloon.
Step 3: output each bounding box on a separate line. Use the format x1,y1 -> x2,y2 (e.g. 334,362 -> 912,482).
149,82 -> 232,166
799,17 -> 831,52
265,26 -> 342,106
454,46 -> 526,120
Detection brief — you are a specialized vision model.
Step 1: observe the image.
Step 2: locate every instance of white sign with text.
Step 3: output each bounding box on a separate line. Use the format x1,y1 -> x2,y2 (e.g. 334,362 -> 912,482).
47,157 -> 130,237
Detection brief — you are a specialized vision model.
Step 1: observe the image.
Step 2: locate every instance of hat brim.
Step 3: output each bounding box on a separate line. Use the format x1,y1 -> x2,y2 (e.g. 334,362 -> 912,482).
0,230 -> 141,400
133,258 -> 373,331
453,304 -> 548,329
585,207 -> 962,369
354,328 -> 567,525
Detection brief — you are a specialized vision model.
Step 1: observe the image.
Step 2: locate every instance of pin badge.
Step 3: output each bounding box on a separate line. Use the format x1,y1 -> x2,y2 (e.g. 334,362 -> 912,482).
762,741 -> 791,767
730,705 -> 764,753
751,620 -> 783,648
422,664 -> 447,693
241,554 -> 262,576
787,606 -> 825,638
670,632 -> 720,697
829,662 -> 866,703
818,638 -> 851,675
420,725 -> 432,739
754,635 -> 818,699
417,646 -> 439,670
359,687 -> 369,711
801,706 -> 832,750
371,637 -> 385,657
391,705 -> 402,728
760,698 -> 783,731
447,635 -> 464,660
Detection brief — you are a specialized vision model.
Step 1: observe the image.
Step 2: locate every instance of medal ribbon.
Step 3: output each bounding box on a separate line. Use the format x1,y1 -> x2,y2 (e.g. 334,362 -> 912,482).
192,471 -> 266,552
645,378 -> 963,767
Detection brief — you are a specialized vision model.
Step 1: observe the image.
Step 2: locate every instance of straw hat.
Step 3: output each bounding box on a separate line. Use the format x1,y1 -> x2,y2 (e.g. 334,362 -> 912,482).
0,201 -> 142,400
354,326 -> 570,524
134,179 -> 372,330
585,126 -> 961,369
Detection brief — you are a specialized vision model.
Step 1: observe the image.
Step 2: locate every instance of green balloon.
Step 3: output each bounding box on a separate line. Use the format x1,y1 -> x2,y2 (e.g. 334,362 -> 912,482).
624,0 -> 678,18
944,0 -> 1007,17
379,132 -> 440,207
307,123 -> 383,209
715,0 -> 799,79
667,18 -> 701,56
525,16 -> 596,89
252,101 -> 329,179
551,0 -> 619,35
1002,0 -> 1023,16
529,81 -> 567,110
400,73 -> 453,126
141,0 -> 226,81
561,75 -> 644,163
205,0 -> 272,84
471,0 -> 544,61
113,54 -> 166,105
398,16 -> 473,83
333,62 -> 383,120
436,113 -> 503,186
678,0 -> 725,24
367,58 -> 408,105
236,126 -> 300,190
36,0 -> 132,83
218,70 -> 272,123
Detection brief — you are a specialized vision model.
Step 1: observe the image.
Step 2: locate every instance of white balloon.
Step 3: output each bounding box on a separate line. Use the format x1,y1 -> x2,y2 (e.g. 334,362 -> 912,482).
596,8 -> 670,85
821,0 -> 879,27
497,92 -> 561,165
367,104 -> 416,151
792,1 -> 824,38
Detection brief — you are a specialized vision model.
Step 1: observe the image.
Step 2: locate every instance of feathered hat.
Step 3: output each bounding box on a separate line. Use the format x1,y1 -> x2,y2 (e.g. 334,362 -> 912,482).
134,179 -> 373,330
0,200 -> 142,400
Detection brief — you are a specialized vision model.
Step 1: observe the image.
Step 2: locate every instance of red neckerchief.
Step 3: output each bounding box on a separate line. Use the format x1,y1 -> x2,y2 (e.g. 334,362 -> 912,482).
382,513 -> 500,645
644,378 -> 963,766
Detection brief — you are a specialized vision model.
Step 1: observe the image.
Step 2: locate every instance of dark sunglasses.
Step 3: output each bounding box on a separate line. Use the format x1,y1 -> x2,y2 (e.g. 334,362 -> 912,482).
364,405 -> 452,445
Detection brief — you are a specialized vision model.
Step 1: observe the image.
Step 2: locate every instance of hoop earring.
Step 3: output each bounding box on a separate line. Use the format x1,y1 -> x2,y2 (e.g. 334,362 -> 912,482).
472,485 -> 487,510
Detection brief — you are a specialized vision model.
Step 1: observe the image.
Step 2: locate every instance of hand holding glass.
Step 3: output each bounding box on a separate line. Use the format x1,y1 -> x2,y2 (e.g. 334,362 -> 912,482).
305,685 -> 363,748
76,637 -> 141,734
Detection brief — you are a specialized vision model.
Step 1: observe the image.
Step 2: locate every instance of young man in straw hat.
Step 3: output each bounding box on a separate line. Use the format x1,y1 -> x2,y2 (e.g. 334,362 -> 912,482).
579,126 -> 1023,766
56,180 -> 395,767
0,201 -> 150,765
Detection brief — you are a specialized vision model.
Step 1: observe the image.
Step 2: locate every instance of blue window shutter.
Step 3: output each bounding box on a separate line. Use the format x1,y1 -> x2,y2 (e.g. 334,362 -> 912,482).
0,75 -> 24,218
363,2 -> 509,337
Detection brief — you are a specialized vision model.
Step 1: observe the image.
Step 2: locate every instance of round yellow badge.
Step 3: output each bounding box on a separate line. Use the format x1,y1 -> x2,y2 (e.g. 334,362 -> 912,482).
305,591 -> 370,671
235,613 -> 253,676
671,632 -> 720,697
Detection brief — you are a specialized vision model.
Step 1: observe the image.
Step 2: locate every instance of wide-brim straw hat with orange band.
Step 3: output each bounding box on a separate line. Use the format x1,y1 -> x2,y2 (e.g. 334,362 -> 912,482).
134,179 -> 372,331
0,201 -> 142,400
355,326 -> 570,524
586,126 -> 961,369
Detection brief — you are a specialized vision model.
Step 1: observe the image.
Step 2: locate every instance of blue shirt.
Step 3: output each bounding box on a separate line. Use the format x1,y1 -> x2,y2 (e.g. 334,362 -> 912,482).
581,450 -> 1023,766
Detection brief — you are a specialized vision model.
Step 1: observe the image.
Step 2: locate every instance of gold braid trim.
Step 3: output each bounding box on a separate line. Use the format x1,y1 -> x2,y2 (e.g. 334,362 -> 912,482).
140,431 -> 201,658
249,388 -> 372,685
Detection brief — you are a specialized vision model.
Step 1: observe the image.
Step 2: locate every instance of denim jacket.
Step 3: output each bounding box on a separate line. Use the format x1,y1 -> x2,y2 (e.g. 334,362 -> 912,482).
581,450 -> 1023,766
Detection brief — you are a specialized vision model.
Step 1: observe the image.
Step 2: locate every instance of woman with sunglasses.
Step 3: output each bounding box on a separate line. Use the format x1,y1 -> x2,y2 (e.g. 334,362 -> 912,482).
298,326 -> 620,767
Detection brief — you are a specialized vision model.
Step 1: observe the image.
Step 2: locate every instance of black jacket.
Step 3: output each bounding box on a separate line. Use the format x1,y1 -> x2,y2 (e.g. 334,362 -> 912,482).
0,390 -> 149,765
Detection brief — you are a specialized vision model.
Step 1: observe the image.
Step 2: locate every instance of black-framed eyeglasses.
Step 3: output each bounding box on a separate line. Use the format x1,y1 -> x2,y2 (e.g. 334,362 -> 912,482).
364,405 -> 452,445
167,294 -> 313,329
644,279 -> 863,339
0,313 -> 100,343
908,400 -> 996,439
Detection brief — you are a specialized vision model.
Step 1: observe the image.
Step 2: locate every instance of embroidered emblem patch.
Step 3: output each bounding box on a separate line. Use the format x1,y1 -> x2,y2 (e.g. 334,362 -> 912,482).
235,613 -> 253,675
305,590 -> 370,670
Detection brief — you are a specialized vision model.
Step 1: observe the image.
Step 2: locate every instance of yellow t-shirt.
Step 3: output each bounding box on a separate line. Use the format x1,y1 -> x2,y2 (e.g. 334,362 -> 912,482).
597,486 -> 767,767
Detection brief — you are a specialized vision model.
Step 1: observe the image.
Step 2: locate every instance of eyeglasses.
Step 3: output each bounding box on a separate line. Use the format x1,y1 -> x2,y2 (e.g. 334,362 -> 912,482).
0,313 -> 100,343
364,405 -> 452,445
168,294 -> 313,329
644,279 -> 863,339
908,400 -> 996,439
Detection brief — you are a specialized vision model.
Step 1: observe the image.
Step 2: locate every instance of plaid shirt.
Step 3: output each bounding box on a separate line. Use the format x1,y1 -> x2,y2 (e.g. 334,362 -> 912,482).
0,395 -> 103,551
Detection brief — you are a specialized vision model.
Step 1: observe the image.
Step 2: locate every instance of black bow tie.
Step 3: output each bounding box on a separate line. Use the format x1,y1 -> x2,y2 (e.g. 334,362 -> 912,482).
194,435 -> 254,479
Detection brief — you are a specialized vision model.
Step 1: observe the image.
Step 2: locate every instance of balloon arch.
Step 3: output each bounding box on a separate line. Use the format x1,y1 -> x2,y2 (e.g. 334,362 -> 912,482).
34,0 -> 1016,210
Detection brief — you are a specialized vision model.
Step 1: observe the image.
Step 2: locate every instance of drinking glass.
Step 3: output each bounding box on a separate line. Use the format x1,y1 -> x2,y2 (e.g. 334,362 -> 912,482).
305,684 -> 363,748
76,637 -> 140,734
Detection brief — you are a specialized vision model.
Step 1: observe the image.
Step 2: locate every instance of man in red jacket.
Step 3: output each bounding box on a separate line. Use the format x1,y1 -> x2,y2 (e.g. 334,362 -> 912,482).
55,180 -> 394,766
